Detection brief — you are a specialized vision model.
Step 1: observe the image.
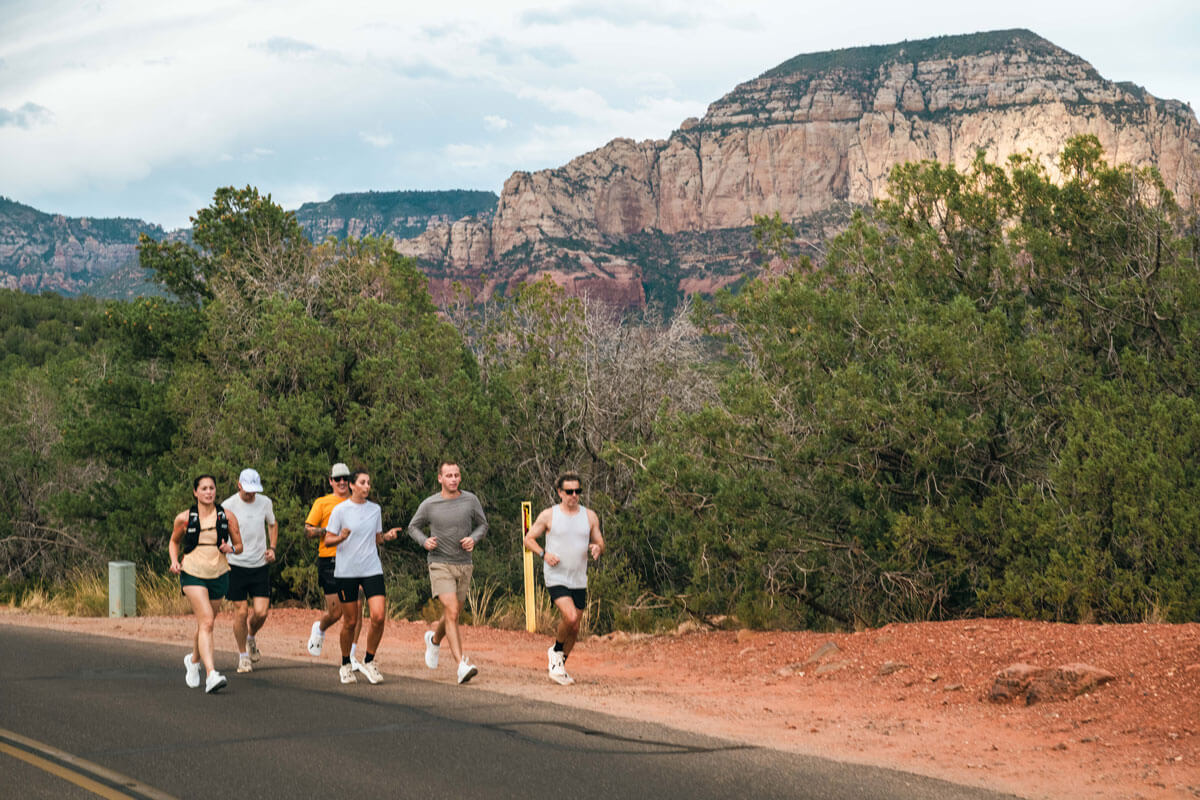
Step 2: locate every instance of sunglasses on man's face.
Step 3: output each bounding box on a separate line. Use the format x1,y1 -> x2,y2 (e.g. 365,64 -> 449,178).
561,487 -> 582,495
332,476 -> 349,483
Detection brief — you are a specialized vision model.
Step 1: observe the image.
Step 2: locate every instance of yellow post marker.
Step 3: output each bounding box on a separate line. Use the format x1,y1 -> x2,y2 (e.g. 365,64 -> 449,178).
521,501 -> 536,632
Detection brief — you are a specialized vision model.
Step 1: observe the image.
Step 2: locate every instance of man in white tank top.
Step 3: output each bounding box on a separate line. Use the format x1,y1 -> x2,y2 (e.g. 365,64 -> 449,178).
523,472 -> 605,685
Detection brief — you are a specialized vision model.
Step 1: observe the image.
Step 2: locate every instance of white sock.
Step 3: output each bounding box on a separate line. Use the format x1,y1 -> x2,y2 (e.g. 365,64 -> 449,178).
350,643 -> 358,659
247,635 -> 255,644
240,651 -> 248,658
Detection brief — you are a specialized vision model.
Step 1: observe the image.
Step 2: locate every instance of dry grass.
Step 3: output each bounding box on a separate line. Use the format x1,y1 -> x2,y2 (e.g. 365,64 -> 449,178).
10,567 -> 189,618
418,580 -> 568,635
15,568 -> 597,634
137,571 -> 191,616
473,584 -> 592,637
15,568 -> 107,616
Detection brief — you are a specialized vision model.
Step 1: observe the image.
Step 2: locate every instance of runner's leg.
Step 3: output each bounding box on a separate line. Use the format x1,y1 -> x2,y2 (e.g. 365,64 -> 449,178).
249,595 -> 269,637
553,594 -> 583,657
320,593 -> 341,632
339,596 -> 360,658
437,592 -> 464,663
232,598 -> 249,652
365,593 -> 386,654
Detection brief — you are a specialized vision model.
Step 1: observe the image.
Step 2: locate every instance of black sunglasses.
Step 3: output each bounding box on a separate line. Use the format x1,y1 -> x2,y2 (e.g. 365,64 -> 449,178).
561,487 -> 582,495
332,476 -> 349,483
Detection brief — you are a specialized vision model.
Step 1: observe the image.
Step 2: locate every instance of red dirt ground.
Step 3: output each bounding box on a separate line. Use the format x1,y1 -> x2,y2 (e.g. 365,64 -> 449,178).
2,608 -> 1197,800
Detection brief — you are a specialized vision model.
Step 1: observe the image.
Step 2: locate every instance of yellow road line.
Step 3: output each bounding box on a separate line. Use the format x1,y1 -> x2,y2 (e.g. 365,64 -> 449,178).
0,728 -> 177,800
0,741 -> 131,799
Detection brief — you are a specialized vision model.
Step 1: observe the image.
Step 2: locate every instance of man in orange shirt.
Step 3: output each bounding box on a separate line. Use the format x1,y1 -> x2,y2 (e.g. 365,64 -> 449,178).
304,463 -> 363,670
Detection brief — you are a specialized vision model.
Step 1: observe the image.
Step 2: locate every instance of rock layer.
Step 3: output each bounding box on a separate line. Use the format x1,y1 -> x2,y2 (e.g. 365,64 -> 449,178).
0,198 -> 160,296
397,29 -> 1200,306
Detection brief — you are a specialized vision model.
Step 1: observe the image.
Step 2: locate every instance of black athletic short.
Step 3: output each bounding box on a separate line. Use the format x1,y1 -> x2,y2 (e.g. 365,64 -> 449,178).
548,585 -> 587,610
226,564 -> 270,601
317,556 -> 338,595
180,570 -> 228,600
336,574 -> 385,603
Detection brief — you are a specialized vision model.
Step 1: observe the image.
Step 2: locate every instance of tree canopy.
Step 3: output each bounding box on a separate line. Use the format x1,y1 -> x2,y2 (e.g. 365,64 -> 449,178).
3,140 -> 1197,628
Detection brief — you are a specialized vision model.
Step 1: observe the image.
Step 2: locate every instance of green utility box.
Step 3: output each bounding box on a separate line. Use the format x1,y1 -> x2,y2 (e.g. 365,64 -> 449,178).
108,560 -> 136,617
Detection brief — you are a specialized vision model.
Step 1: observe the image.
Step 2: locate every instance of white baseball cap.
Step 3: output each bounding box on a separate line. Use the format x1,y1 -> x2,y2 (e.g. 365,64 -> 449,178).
238,468 -> 263,493
331,462 -> 351,478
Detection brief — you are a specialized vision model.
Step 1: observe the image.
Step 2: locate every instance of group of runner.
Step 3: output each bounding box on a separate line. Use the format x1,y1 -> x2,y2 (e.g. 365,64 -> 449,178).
169,461 -> 604,694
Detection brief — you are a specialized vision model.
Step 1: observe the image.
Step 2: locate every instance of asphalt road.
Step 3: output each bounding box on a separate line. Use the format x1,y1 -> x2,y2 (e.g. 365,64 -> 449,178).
0,625 -> 1021,800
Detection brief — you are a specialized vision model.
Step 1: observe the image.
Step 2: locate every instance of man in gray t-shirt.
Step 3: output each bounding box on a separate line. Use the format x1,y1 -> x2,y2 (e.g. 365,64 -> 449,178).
407,461 -> 488,684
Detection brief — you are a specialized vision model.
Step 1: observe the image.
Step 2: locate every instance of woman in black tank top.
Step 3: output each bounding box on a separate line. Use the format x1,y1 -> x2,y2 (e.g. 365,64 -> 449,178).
169,474 -> 243,693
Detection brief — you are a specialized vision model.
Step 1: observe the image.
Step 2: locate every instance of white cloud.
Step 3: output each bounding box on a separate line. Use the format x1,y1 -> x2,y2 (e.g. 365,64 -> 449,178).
444,143 -> 493,170
519,1 -> 707,30
0,101 -> 53,128
250,36 -> 320,57
359,131 -> 394,148
512,84 -> 704,145
272,182 -> 326,212
483,115 -> 510,131
443,121 -> 642,176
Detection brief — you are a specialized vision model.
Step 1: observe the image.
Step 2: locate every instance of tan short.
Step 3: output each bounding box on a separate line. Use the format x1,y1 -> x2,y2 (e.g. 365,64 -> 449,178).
429,562 -> 473,603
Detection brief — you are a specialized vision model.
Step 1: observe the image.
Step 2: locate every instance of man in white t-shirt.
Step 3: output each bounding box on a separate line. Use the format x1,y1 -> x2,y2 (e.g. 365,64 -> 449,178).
523,472 -> 604,685
324,469 -> 401,685
223,468 -> 278,674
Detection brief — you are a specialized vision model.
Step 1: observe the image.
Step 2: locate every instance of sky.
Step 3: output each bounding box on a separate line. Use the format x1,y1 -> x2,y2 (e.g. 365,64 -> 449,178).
1,0 -> 1197,231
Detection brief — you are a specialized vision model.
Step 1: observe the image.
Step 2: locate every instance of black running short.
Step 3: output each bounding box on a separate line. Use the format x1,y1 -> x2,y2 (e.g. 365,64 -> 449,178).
226,564 -> 270,601
548,585 -> 587,610
317,556 -> 338,595
336,574 -> 385,603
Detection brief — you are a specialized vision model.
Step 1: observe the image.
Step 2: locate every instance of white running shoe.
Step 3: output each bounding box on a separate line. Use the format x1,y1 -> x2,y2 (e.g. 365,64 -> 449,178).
547,647 -> 573,685
247,636 -> 260,662
424,630 -> 440,669
307,621 -> 324,656
456,657 -> 478,685
205,671 -> 227,693
361,661 -> 383,684
350,655 -> 365,674
184,653 -> 201,688
339,663 -> 357,684
237,654 -> 253,673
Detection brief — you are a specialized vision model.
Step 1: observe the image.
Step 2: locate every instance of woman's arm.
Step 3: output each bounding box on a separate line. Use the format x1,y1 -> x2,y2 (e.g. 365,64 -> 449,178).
169,511 -> 187,574
221,512 -> 243,555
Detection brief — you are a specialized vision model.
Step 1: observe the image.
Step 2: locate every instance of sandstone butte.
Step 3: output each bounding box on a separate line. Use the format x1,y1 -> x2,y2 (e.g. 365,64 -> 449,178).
394,28 -> 1200,308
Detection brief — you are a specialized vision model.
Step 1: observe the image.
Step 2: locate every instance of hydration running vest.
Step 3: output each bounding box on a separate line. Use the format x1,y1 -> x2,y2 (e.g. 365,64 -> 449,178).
182,504 -> 231,554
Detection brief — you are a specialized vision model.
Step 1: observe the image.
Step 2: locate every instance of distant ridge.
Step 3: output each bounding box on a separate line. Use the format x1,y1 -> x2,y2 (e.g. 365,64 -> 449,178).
1,190 -> 498,296
0,196 -> 165,297
0,195 -> 164,242
295,189 -> 497,220
761,29 -> 1074,80
294,189 -> 497,241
